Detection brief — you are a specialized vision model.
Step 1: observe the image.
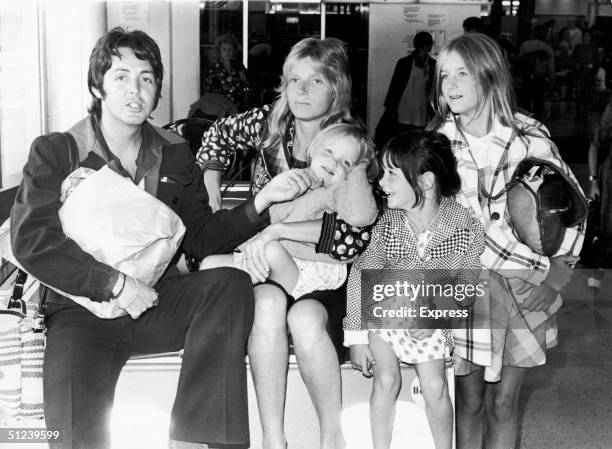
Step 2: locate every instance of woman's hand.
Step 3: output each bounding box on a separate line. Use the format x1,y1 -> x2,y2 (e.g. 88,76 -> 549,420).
519,283 -> 558,312
350,344 -> 376,377
204,170 -> 223,212
543,254 -> 579,292
242,224 -> 281,282
254,169 -> 319,213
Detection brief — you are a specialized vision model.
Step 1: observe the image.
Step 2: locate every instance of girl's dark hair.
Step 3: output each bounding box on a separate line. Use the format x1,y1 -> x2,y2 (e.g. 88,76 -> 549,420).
88,27 -> 164,118
379,130 -> 461,207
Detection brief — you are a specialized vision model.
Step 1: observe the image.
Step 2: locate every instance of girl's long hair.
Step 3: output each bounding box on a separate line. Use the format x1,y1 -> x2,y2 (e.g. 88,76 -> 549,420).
428,33 -> 522,135
261,37 -> 355,153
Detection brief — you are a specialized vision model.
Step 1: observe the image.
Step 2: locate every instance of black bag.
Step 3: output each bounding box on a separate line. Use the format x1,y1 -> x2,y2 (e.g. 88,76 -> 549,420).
505,158 -> 588,256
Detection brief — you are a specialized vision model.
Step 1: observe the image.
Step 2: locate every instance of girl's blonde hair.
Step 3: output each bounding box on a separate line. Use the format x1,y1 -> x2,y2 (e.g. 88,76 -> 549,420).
306,123 -> 375,168
429,33 -> 522,135
261,37 -> 355,153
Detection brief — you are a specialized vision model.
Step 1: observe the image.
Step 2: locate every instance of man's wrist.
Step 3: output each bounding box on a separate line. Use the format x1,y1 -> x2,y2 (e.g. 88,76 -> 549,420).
111,273 -> 126,299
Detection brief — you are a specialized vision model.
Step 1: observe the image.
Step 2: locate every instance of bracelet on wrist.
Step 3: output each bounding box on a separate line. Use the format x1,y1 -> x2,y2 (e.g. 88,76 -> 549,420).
111,273 -> 126,299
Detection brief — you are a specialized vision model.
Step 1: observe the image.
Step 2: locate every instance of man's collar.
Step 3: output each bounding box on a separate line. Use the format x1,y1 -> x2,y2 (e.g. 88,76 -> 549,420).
68,114 -> 166,187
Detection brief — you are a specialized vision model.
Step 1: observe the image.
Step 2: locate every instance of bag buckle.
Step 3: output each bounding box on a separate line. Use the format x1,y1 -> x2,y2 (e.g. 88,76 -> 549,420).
7,268 -> 28,315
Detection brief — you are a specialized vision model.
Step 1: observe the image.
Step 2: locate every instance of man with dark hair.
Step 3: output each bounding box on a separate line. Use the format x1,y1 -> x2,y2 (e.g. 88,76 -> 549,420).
463,16 -> 487,34
11,27 -> 310,449
375,31 -> 436,147
518,24 -> 556,120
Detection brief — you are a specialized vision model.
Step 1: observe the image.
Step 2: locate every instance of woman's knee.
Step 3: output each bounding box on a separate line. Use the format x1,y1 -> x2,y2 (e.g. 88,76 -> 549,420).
287,301 -> 328,340
252,284 -> 288,331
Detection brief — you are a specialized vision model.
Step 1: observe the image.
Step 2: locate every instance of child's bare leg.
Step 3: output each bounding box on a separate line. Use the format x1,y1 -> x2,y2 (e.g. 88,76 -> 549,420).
199,254 -> 236,270
455,366 -> 485,449
414,359 -> 453,449
368,332 -> 401,449
264,240 -> 299,295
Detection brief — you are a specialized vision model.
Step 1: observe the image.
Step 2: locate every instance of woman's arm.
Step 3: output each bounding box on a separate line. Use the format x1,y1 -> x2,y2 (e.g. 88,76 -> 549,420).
318,214 -> 375,261
196,105 -> 270,209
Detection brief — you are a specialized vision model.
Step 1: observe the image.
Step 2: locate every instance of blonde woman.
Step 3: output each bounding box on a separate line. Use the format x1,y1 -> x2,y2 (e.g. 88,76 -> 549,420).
197,37 -> 367,449
428,33 -> 585,449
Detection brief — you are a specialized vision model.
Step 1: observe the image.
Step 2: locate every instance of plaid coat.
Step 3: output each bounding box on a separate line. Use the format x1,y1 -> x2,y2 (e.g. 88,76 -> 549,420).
437,113 -> 586,343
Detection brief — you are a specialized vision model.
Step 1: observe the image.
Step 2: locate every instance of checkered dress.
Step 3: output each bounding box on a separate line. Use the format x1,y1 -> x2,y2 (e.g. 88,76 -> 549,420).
436,113 -> 587,381
344,198 -> 487,364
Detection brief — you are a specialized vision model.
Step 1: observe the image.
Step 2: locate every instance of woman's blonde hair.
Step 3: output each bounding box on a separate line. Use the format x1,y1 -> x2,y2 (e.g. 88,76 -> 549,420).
306,123 -> 375,168
429,33 -> 522,135
261,37 -> 355,153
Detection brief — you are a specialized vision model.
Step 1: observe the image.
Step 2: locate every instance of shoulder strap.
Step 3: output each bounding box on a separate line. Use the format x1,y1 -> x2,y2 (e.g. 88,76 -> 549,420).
63,132 -> 80,172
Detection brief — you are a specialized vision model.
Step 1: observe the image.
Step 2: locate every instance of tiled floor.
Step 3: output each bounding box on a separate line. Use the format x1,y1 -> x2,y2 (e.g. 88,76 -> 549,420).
517,98 -> 612,449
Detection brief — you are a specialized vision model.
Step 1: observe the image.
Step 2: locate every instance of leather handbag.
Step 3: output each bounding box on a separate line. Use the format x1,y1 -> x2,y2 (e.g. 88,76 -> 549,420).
505,158 -> 588,256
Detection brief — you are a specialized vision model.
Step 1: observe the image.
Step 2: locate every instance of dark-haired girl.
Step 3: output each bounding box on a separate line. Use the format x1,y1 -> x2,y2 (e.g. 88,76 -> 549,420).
344,130 -> 485,449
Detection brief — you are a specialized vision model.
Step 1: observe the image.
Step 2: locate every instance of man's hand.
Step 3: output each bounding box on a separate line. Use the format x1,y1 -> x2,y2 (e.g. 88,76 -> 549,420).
350,344 -> 376,377
520,283 -> 558,312
114,274 -> 159,319
254,169 -> 320,213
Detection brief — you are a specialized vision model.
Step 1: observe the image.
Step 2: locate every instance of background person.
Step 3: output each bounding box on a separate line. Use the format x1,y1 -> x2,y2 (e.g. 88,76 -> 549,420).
375,32 -> 436,147
518,24 -> 556,121
588,101 -> 612,269
204,34 -> 250,111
